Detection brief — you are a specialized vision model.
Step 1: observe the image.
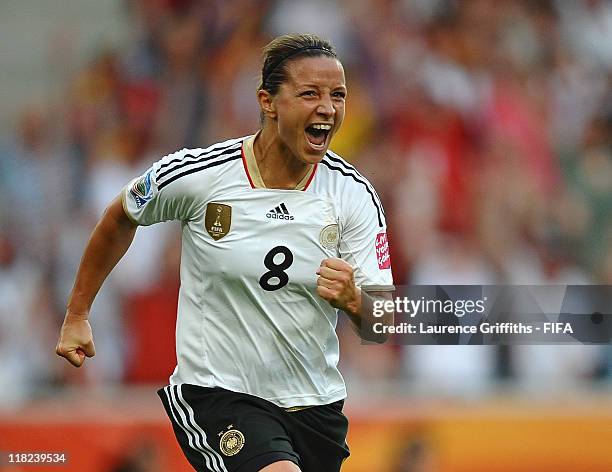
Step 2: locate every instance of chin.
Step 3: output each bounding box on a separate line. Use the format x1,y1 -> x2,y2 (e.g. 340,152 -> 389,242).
302,140 -> 331,163
302,148 -> 327,164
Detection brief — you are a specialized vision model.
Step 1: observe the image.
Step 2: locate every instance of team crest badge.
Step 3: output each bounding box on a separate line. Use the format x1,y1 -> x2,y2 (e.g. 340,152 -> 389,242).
205,203 -> 232,240
219,429 -> 245,456
319,224 -> 339,249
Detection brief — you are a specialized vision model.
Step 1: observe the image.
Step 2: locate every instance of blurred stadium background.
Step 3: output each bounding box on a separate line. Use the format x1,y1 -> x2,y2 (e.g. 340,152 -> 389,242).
1,0 -> 611,471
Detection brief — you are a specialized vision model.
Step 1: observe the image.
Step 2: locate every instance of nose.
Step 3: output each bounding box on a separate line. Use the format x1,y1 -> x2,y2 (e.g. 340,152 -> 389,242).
316,94 -> 335,117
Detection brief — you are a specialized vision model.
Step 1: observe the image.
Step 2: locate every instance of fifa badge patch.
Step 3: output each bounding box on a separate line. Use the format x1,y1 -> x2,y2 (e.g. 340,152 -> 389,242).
205,203 -> 232,240
375,232 -> 391,269
219,429 -> 245,456
319,224 -> 339,249
130,169 -> 154,208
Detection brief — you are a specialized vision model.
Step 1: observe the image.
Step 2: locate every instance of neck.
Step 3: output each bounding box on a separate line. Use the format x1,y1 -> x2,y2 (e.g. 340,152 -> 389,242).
253,126 -> 312,190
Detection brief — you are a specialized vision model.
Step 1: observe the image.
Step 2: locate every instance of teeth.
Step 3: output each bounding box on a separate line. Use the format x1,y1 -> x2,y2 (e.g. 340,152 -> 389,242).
310,124 -> 332,131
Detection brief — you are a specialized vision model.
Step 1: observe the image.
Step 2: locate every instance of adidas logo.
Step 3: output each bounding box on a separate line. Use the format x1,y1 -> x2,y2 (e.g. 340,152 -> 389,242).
266,202 -> 294,221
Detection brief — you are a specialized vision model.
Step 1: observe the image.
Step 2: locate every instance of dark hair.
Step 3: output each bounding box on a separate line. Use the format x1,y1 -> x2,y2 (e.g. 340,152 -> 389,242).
258,33 -> 337,95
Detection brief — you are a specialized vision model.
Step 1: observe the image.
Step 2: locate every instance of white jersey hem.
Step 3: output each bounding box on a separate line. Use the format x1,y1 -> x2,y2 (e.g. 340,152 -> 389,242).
169,379 -> 347,408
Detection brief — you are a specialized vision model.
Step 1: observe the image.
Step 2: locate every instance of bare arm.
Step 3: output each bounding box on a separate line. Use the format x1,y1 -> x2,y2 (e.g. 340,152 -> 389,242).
316,258 -> 394,343
342,289 -> 394,343
56,195 -> 138,367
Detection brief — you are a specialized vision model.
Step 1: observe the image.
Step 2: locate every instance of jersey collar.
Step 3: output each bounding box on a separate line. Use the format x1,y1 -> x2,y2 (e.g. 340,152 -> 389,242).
242,133 -> 317,191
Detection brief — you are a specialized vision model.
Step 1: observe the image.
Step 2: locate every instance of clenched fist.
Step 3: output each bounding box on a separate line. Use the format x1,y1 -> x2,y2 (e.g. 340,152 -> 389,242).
316,258 -> 361,315
56,312 -> 96,367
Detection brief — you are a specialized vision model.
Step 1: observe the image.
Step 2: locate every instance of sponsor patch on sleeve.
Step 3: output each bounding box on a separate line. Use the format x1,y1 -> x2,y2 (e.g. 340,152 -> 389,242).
375,232 -> 391,269
130,169 -> 154,208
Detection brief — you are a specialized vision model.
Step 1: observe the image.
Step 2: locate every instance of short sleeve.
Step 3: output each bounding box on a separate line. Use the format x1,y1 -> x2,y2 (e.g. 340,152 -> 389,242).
338,184 -> 394,291
122,149 -> 201,226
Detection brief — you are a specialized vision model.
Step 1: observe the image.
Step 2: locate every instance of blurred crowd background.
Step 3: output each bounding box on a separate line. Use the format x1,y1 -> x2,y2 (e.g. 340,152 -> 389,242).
1,0 -> 612,413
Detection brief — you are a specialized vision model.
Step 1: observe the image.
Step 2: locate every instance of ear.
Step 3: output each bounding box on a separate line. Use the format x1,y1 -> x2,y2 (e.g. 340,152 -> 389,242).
257,89 -> 277,119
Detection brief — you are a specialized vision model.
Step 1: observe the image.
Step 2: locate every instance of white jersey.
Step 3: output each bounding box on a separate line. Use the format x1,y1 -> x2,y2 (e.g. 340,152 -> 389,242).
122,134 -> 394,407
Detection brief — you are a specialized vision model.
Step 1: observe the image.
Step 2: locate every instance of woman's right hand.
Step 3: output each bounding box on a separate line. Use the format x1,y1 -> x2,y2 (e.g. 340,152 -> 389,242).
55,312 -> 96,367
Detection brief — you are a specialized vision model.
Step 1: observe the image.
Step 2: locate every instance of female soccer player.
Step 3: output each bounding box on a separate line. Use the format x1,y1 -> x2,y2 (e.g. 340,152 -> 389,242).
57,33 -> 394,472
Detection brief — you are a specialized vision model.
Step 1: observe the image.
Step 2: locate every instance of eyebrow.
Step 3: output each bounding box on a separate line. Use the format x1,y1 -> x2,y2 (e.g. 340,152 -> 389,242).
294,82 -> 347,90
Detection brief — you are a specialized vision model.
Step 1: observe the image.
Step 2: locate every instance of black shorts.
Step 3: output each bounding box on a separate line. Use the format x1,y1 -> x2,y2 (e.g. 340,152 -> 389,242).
158,384 -> 350,472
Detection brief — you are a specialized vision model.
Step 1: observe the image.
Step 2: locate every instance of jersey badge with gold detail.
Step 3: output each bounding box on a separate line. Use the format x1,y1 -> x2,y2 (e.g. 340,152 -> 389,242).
205,203 -> 232,240
319,224 -> 339,250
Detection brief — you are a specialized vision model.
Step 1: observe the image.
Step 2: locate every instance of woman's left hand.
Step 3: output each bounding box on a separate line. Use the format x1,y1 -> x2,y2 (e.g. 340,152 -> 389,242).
316,258 -> 361,315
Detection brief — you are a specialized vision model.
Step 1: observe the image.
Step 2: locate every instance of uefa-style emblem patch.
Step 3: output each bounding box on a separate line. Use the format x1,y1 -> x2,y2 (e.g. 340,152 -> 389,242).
205,203 -> 232,240
219,429 -> 245,456
319,224 -> 339,249
130,169 -> 154,208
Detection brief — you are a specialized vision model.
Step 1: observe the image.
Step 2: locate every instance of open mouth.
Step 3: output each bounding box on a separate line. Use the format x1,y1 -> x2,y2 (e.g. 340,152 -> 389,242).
305,123 -> 332,150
